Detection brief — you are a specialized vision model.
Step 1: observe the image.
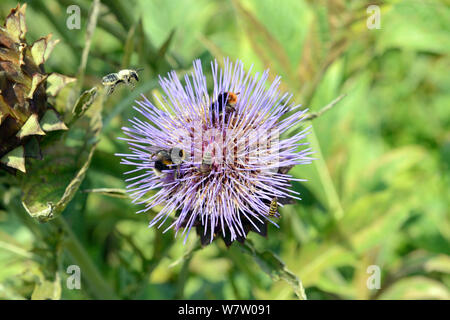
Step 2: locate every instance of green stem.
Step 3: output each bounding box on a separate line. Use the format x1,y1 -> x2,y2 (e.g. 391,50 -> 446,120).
75,0 -> 100,92
174,254 -> 192,299
174,239 -> 200,299
54,216 -> 118,300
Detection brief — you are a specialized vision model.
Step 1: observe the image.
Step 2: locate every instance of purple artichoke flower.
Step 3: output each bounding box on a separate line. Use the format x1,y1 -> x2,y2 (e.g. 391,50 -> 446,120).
118,59 -> 313,246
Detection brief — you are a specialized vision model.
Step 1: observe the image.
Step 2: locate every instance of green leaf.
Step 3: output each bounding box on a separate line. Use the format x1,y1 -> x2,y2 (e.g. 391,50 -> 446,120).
16,114 -> 45,139
350,202 -> 412,254
19,93 -> 103,222
293,242 -> 356,288
27,73 -> 48,99
71,87 -> 98,121
376,1 -> 450,55
30,35 -> 59,66
157,28 -> 176,59
424,255 -> 450,274
24,137 -> 43,160
0,231 -> 33,259
5,4 -> 27,43
0,146 -> 26,173
31,272 -> 61,300
231,0 -> 313,84
46,73 -> 76,97
40,109 -> 68,132
240,240 -> 307,300
169,239 -> 200,269
121,21 -> 137,69
379,276 -> 450,300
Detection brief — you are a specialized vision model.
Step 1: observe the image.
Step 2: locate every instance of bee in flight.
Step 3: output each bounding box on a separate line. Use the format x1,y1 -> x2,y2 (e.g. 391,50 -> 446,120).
102,68 -> 143,95
211,91 -> 239,121
150,147 -> 186,179
268,197 -> 279,217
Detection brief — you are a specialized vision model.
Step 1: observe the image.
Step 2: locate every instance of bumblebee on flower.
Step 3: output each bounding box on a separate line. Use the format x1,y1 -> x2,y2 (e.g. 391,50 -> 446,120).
118,59 -> 313,246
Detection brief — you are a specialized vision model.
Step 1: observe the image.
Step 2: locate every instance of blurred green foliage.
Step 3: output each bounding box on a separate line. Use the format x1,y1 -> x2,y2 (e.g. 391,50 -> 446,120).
0,0 -> 449,300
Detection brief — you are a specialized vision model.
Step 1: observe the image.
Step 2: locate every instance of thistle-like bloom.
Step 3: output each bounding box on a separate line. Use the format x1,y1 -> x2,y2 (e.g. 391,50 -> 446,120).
118,59 -> 312,246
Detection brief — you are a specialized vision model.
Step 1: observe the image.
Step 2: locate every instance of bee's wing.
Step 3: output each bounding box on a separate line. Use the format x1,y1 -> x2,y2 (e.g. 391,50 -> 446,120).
277,196 -> 296,205
146,145 -> 165,157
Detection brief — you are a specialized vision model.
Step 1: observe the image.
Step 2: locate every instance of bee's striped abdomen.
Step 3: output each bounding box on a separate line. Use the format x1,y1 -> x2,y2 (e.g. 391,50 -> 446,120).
102,73 -> 119,85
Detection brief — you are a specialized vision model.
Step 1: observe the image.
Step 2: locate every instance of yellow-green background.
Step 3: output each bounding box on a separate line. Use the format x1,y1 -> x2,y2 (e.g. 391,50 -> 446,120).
0,0 -> 449,299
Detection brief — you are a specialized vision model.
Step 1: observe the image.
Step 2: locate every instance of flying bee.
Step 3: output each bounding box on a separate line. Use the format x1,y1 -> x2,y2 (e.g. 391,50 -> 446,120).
102,68 -> 142,95
151,147 -> 186,179
268,197 -> 279,217
211,91 -> 239,121
199,150 -> 213,175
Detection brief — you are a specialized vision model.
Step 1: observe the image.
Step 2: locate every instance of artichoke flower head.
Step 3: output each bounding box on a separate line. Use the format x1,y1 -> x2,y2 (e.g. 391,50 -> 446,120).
0,4 -> 72,174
